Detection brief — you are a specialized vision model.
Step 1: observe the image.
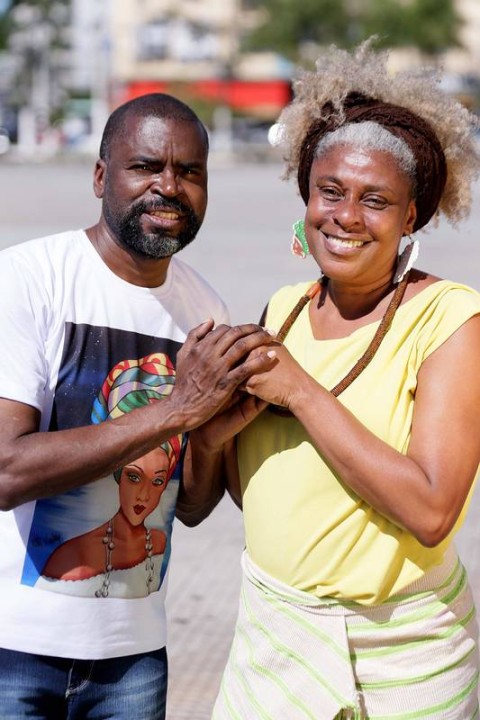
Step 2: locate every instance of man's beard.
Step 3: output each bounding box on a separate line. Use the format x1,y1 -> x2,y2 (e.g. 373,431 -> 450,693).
106,198 -> 202,259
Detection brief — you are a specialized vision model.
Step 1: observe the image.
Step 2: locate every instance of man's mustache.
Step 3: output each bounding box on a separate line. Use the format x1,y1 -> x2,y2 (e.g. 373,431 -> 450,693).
132,197 -> 193,216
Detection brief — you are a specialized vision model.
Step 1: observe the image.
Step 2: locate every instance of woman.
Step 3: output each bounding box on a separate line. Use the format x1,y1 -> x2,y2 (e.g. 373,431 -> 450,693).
188,42 -> 480,718
39,353 -> 182,599
40,442 -> 178,597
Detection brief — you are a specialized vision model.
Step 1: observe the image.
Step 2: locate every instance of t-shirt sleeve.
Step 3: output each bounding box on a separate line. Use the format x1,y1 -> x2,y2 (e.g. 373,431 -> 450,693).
416,285 -> 480,361
215,301 -> 230,326
0,251 -> 49,411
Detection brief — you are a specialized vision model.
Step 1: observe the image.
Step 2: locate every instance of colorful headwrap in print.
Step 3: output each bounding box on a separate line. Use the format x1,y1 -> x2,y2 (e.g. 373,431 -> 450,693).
91,353 -> 182,480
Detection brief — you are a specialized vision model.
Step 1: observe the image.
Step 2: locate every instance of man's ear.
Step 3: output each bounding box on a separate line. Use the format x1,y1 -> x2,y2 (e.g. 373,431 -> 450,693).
93,159 -> 106,199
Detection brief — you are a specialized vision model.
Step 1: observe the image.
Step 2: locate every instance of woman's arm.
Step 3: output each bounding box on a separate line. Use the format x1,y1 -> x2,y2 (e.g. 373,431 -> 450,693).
243,315 -> 480,546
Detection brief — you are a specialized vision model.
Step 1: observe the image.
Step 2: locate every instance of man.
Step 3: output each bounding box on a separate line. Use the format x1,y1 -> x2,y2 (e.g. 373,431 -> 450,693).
0,94 -> 274,718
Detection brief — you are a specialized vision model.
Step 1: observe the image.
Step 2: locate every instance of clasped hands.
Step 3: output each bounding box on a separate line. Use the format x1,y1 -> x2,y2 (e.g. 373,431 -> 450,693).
172,319 -> 304,451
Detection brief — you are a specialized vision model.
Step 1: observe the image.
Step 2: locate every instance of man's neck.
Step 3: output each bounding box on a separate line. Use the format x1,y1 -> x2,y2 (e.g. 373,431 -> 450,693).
85,222 -> 171,288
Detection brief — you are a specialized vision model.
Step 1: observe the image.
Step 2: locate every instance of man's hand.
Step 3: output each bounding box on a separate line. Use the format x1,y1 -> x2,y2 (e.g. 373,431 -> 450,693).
169,320 -> 277,432
0,322 -> 276,510
174,322 -> 276,526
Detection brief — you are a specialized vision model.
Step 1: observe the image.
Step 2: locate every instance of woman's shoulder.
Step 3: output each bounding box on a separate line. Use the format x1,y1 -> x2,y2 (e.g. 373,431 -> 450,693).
401,273 -> 480,358
42,529 -> 105,580
405,271 -> 480,310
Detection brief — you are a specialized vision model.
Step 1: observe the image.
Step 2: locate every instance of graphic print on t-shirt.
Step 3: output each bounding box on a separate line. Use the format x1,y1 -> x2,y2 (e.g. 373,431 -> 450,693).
21,322 -> 185,599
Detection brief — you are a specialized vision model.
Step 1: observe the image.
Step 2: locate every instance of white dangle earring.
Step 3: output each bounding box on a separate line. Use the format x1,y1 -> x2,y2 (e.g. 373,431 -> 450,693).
393,236 -> 419,284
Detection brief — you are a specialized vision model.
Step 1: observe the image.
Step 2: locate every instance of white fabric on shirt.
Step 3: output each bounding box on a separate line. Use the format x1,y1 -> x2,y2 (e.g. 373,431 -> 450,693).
0,229 -> 229,660
36,554 -> 164,599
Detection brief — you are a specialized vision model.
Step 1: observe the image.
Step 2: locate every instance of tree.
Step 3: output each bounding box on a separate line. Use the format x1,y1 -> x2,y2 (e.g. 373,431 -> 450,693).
243,0 -> 463,61
362,0 -> 463,56
0,0 -> 70,51
0,6 -> 13,50
243,0 -> 352,60
0,0 -> 71,146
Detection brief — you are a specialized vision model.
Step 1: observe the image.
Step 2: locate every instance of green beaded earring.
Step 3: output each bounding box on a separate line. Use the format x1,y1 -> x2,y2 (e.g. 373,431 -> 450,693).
290,219 -> 310,258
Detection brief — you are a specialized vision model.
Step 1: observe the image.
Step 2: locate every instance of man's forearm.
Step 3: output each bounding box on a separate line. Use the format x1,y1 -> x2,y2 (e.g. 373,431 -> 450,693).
0,396 -> 186,510
176,438 -> 227,526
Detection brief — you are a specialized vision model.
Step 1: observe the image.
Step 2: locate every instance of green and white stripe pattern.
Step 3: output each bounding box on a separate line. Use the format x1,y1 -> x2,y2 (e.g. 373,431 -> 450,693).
212,549 -> 479,719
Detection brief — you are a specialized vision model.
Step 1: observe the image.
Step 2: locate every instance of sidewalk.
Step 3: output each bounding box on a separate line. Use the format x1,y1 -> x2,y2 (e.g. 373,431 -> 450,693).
165,481 -> 480,719
166,497 -> 244,719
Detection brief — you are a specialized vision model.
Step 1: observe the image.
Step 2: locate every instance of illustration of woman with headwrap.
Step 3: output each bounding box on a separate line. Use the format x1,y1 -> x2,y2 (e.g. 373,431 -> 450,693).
39,353 -> 183,599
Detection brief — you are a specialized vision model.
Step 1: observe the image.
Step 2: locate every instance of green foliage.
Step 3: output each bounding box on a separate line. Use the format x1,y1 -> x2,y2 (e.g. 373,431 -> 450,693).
363,0 -> 463,55
0,0 -> 71,118
0,0 -> 70,48
9,0 -> 68,11
0,8 -> 12,50
244,0 -> 463,60
244,0 -> 351,58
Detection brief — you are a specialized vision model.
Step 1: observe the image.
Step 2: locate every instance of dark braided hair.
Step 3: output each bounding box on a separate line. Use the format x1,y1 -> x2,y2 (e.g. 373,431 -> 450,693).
297,92 -> 447,232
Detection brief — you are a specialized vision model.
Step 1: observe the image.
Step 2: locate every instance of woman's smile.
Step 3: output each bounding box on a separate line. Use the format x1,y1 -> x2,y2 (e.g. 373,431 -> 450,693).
322,233 -> 369,253
306,144 -> 416,283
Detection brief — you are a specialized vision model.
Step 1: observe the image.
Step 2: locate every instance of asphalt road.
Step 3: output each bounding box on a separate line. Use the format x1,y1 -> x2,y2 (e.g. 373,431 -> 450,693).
0,154 -> 479,718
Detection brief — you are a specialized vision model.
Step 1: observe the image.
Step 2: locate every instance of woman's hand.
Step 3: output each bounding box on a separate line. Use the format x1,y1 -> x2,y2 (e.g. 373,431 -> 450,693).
190,391 -> 268,454
242,343 -> 309,409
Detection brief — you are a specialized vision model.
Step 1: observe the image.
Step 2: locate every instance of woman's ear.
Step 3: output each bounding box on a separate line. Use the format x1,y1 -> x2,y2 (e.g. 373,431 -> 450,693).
404,199 -> 417,235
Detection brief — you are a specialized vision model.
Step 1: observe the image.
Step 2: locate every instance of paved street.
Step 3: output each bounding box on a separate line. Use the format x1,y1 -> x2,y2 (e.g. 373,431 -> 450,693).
0,155 -> 479,718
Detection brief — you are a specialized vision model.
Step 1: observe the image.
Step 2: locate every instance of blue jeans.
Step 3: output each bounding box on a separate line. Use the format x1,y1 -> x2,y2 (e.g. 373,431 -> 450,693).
0,646 -> 167,719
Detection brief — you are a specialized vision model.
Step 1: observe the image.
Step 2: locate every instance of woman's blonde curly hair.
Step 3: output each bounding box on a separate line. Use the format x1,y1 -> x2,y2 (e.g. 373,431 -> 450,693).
277,38 -> 480,225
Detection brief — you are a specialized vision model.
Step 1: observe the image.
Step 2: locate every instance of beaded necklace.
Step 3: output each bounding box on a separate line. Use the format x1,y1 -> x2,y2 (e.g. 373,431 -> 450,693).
95,518 -> 155,598
270,263 -> 412,416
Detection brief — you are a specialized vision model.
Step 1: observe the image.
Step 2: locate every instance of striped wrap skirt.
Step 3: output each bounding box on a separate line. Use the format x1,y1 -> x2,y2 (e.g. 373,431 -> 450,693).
212,548 -> 479,719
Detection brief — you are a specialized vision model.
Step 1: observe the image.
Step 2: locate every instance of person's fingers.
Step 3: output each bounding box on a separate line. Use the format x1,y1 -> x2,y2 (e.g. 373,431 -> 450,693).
237,395 -> 268,423
172,325 -> 279,431
207,324 -> 271,357
207,395 -> 269,447
216,395 -> 267,441
181,323 -> 242,365
218,328 -> 278,366
232,349 -> 278,389
180,319 -> 215,352
181,324 -> 276,371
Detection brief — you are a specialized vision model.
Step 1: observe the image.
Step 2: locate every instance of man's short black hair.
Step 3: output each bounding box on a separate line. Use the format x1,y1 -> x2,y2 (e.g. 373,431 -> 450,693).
99,93 -> 209,160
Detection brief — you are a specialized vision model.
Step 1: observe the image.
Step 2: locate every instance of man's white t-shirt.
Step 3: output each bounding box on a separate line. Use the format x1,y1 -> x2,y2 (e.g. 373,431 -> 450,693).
0,229 -> 228,659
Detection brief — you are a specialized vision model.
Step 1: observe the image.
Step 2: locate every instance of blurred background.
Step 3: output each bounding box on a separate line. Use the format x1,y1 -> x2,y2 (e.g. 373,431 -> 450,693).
0,2 -> 479,718
0,0 -> 478,159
